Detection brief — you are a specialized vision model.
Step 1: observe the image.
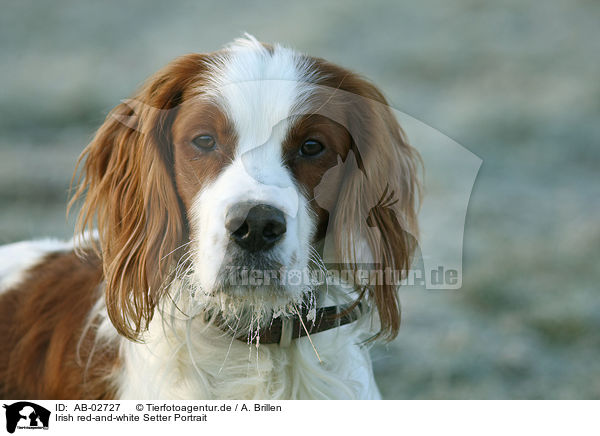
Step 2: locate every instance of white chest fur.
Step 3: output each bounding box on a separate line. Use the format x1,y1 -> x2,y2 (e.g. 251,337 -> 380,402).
115,311 -> 381,400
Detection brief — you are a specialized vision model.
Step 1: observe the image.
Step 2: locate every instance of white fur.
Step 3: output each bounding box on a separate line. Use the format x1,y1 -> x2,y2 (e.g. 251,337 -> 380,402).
0,239 -> 71,293
189,36 -> 317,308
115,288 -> 380,400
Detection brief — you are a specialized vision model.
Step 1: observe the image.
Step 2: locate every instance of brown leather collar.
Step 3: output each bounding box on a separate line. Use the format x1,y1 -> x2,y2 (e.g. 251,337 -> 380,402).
215,303 -> 364,346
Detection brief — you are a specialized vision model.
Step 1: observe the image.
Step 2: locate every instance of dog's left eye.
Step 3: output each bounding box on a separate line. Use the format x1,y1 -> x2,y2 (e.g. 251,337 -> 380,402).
299,139 -> 324,157
191,135 -> 216,151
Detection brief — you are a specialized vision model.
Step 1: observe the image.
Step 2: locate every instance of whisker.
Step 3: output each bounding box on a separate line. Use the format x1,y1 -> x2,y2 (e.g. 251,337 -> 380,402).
292,302 -> 322,363
218,315 -> 241,376
160,240 -> 193,261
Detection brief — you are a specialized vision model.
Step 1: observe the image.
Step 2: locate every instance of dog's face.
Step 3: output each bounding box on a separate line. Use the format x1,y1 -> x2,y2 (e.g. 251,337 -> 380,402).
172,102 -> 354,311
72,37 -> 420,340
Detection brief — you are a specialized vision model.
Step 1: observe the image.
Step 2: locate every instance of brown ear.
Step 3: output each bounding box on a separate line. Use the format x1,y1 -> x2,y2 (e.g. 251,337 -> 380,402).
69,54 -> 207,340
323,72 -> 422,341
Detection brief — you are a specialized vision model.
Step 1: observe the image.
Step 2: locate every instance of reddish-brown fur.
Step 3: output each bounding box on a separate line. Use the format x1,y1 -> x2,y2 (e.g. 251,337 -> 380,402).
306,58 -> 422,339
69,54 -> 213,341
0,250 -> 118,399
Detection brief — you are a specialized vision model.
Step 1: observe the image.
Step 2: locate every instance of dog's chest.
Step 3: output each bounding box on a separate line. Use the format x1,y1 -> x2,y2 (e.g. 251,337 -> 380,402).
116,320 -> 380,400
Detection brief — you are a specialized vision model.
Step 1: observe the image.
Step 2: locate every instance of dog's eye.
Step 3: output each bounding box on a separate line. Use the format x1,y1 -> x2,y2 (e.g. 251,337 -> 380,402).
191,135 -> 216,151
299,139 -> 324,157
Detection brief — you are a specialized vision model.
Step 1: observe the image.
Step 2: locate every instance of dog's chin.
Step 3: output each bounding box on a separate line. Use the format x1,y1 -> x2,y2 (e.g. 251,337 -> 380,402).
189,252 -> 315,330
194,283 -> 312,338
193,265 -> 315,328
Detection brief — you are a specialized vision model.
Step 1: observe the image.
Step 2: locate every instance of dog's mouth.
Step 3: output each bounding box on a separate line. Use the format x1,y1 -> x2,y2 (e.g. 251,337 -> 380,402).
193,272 -> 315,343
184,245 -> 318,330
214,248 -> 285,292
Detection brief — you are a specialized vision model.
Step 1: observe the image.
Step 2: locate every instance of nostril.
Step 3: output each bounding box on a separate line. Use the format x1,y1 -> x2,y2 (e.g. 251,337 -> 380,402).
263,221 -> 285,240
232,221 -> 249,240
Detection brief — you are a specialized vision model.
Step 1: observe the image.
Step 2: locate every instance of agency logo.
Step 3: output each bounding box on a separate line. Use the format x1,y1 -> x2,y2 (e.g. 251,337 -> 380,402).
2,402 -> 50,434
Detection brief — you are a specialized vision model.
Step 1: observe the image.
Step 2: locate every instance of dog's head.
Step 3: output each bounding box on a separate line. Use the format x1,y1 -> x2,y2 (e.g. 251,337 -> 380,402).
71,36 -> 421,342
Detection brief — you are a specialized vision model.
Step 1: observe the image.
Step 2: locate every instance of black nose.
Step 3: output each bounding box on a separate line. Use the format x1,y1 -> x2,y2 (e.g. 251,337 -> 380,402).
225,203 -> 287,251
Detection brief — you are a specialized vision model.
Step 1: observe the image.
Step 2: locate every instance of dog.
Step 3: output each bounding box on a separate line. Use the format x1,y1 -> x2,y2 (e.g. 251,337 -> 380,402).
0,36 -> 420,399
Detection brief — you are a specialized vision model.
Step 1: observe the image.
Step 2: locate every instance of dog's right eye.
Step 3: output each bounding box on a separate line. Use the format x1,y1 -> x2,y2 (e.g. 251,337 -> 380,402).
191,135 -> 216,151
299,139 -> 324,157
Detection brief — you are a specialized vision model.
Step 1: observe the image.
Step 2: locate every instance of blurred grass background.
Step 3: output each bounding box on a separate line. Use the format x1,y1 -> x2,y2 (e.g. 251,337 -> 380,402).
1,0 -> 599,398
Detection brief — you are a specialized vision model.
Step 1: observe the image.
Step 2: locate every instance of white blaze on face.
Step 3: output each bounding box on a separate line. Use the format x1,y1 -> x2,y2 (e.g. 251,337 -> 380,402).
189,36 -> 316,297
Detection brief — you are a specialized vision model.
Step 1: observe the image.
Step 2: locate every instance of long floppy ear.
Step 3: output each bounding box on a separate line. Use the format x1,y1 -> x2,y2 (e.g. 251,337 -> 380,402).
69,54 -> 207,340
321,71 -> 422,341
